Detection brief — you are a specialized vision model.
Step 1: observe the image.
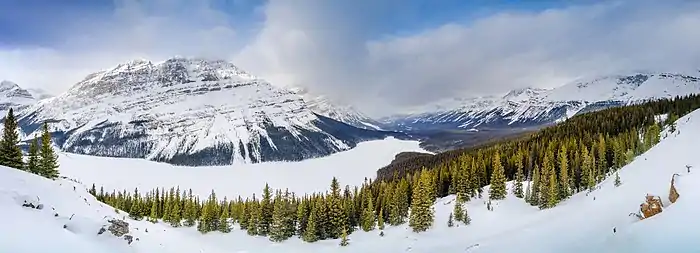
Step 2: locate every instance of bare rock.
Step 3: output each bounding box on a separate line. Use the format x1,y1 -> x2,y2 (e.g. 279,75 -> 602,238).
124,234 -> 133,244
107,219 -> 130,237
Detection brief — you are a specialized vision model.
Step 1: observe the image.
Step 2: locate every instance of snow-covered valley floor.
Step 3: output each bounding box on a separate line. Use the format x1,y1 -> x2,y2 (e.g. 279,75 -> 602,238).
58,137 -> 428,199
2,110 -> 700,253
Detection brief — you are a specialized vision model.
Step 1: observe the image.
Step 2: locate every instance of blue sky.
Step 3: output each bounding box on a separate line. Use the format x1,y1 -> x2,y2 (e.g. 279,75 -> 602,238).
1,0 -> 699,116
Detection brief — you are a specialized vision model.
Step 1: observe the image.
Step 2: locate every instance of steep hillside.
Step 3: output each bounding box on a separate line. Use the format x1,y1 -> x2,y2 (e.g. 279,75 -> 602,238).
16,58 -> 401,166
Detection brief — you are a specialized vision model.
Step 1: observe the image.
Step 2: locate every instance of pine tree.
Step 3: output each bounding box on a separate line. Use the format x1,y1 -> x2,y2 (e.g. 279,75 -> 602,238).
513,152 -> 524,198
0,108 -> 24,170
296,198 -> 309,236
258,184 -> 273,236
409,171 -> 434,232
558,145 -> 571,199
361,190 -> 375,232
183,191 -> 197,227
327,177 -> 346,238
169,194 -> 182,227
614,172 -> 622,187
303,200 -> 319,243
463,206 -> 471,225
270,193 -> 289,242
447,212 -> 454,227
38,123 -> 59,179
339,227 -> 349,246
377,207 -> 385,230
489,151 -> 507,200
219,199 -> 232,233
129,189 -> 142,220
453,195 -> 464,222
546,170 -> 559,208
149,196 -> 158,223
26,139 -> 40,174
529,165 -> 540,206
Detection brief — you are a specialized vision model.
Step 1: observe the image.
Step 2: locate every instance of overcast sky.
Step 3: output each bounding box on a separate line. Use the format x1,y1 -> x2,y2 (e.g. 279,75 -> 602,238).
1,0 -> 700,117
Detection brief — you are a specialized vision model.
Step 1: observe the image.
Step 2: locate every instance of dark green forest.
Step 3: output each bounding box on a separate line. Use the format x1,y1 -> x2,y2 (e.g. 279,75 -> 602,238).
77,94 -> 700,243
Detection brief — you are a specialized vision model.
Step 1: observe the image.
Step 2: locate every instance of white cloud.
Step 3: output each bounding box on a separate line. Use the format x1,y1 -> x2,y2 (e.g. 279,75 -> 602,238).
2,1 -> 700,117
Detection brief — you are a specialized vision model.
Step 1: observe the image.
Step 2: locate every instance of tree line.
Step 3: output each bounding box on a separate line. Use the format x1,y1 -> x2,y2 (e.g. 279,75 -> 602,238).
85,94 -> 700,244
0,108 -> 60,179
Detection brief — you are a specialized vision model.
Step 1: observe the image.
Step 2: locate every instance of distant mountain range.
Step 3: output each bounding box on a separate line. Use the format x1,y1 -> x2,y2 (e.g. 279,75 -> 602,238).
380,71 -> 700,132
6,58 -> 402,166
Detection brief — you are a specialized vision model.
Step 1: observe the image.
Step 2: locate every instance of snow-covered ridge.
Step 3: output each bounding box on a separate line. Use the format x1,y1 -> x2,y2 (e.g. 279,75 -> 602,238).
383,71 -> 700,131
292,87 -> 383,130
0,80 -> 49,117
16,57 -> 397,166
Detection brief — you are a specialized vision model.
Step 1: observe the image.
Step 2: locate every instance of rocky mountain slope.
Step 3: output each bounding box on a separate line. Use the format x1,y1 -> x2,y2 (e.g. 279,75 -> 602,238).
382,71 -> 700,131
292,87 -> 383,130
16,58 -> 401,166
0,80 -> 49,116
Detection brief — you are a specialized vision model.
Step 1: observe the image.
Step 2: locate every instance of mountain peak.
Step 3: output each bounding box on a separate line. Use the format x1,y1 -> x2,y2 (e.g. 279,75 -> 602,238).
0,80 -> 20,91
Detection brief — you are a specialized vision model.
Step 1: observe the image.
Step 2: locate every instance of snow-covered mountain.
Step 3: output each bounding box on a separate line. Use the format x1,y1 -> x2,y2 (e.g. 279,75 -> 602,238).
292,87 -> 383,130
0,80 -> 49,117
16,57 -> 400,166
382,71 -> 700,131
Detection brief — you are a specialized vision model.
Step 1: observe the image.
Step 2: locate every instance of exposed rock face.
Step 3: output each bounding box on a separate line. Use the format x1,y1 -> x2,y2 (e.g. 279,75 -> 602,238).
669,174 -> 680,204
640,194 -> 664,219
107,219 -> 129,237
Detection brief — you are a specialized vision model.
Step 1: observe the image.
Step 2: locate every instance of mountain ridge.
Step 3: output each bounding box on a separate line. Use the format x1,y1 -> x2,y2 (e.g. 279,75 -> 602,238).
15,57 -> 402,166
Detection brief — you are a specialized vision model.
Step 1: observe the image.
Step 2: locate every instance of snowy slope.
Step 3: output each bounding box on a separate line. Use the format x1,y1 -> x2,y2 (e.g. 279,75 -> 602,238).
292,87 -> 383,130
3,109 -> 700,253
16,57 -> 400,166
0,80 -> 45,117
383,72 -> 700,131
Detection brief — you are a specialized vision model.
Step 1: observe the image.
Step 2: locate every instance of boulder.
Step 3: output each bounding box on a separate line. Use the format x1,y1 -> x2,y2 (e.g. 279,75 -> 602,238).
107,219 -> 130,237
669,174 -> 680,204
640,194 -> 663,219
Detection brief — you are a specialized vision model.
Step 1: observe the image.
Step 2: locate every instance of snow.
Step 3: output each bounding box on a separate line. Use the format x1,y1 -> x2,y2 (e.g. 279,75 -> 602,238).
58,137 -> 427,199
385,71 -> 700,130
3,109 -> 700,253
15,58 -> 381,165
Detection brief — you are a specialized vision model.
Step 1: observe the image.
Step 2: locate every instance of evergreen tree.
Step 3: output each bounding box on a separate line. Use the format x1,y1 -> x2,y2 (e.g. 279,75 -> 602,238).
296,198 -> 309,236
38,123 -> 59,179
513,152 -> 524,198
169,195 -> 181,227
447,212 -> 454,227
529,165 -> 541,206
129,189 -> 142,220
361,190 -> 375,232
183,191 -> 197,227
327,177 -> 346,238
546,169 -> 559,208
463,206 -> 471,225
0,108 -> 24,170
247,198 -> 260,236
377,207 -> 385,230
303,200 -> 319,242
219,199 -> 231,233
409,171 -> 434,232
258,184 -> 273,236
25,139 -> 40,174
614,172 -> 622,187
339,227 -> 349,246
489,151 -> 507,200
558,145 -> 571,199
453,196 -> 464,222
149,196 -> 158,223
270,193 -> 290,242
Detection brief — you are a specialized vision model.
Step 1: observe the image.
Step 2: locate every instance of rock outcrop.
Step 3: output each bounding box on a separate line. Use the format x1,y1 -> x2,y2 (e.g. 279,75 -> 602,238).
669,174 -> 680,204
639,194 -> 664,219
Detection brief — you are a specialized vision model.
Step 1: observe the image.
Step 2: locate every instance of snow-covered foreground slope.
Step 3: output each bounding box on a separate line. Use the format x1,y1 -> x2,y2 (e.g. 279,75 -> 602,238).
3,110 -> 700,253
58,137 -> 426,199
